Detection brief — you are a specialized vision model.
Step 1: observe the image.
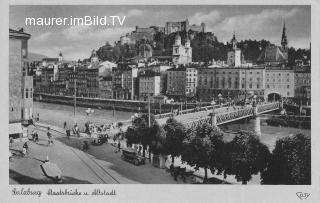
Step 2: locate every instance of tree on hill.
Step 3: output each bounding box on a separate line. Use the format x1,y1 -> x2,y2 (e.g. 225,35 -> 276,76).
223,131 -> 270,184
261,133 -> 311,185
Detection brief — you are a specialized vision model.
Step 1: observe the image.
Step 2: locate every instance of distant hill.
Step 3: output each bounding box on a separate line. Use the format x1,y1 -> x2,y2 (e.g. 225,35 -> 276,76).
27,52 -> 49,62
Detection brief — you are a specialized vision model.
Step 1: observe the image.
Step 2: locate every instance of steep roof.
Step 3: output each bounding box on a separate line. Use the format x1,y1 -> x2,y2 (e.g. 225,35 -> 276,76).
257,45 -> 288,63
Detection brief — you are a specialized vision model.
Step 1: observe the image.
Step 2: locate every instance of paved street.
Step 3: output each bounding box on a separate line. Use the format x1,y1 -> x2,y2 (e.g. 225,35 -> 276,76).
9,125 -> 180,184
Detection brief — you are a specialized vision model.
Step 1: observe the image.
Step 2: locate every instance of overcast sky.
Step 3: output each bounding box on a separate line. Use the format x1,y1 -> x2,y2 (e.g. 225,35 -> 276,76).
10,5 -> 310,60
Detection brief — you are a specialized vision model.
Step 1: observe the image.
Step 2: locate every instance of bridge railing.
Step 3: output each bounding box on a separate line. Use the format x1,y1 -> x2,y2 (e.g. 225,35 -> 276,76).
154,103 -> 229,119
216,107 -> 254,125
184,117 -> 211,129
257,102 -> 280,114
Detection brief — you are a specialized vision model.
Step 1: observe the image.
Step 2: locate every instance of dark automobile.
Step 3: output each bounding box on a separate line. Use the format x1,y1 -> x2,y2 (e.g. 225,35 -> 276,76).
121,148 -> 145,165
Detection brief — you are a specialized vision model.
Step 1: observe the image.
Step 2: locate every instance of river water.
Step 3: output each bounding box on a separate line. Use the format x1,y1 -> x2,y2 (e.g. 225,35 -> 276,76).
34,101 -> 311,150
33,101 -> 134,128
221,117 -> 310,150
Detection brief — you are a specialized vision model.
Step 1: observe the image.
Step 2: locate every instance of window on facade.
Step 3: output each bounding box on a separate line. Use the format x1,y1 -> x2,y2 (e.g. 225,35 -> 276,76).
249,83 -> 252,88
250,72 -> 252,74
25,88 -> 28,98
287,92 -> 290,96
267,84 -> 270,88
30,88 -> 33,98
287,85 -> 290,88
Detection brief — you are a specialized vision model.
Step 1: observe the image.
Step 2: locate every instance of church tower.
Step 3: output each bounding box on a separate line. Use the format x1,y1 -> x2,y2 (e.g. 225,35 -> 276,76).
58,51 -> 63,62
91,49 -> 99,63
231,31 -> 237,50
281,22 -> 288,50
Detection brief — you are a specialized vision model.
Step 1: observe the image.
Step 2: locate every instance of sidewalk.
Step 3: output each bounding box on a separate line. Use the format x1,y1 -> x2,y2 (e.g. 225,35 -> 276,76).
9,127 -> 119,184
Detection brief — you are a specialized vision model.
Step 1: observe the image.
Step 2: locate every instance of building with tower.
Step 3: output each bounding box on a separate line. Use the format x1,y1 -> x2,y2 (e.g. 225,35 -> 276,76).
90,49 -> 99,63
9,28 -> 32,138
281,21 -> 288,51
227,32 -> 244,67
165,19 -> 206,35
257,22 -> 288,65
172,34 -> 192,65
58,51 -> 63,62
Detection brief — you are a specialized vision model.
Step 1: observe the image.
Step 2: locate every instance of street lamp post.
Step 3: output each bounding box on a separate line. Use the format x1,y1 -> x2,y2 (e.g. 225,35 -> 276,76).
218,93 -> 222,107
210,100 -> 216,126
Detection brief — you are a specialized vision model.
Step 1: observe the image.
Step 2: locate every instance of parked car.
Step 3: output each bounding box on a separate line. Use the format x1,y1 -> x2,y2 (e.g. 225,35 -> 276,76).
121,148 -> 145,165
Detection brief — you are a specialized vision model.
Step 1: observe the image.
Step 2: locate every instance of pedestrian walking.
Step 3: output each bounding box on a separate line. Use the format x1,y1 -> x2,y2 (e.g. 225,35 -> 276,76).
22,141 -> 29,156
66,128 -> 70,139
63,121 -> 67,129
138,145 -> 142,155
9,137 -> 13,148
31,130 -> 35,141
117,141 -> 121,153
47,129 -> 52,146
34,131 -> 39,143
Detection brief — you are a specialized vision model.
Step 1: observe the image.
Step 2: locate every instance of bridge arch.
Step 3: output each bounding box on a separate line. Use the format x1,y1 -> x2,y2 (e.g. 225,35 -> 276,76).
266,91 -> 281,102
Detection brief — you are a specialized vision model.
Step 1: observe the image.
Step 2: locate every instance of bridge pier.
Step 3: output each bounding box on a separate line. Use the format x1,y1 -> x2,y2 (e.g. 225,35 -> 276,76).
253,116 -> 261,136
210,112 -> 217,127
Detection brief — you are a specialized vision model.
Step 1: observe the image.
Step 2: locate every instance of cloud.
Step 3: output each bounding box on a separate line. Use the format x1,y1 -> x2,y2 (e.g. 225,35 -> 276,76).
30,45 -> 73,58
126,9 -> 144,17
213,8 -> 301,33
61,25 -> 91,40
209,8 -> 303,45
34,32 -> 52,41
189,10 -> 221,25
61,25 -> 133,41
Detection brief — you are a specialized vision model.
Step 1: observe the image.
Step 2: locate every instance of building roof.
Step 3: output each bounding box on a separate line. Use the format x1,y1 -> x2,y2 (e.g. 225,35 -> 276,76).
293,66 -> 311,73
257,45 -> 288,63
167,66 -> 186,71
43,58 -> 59,62
9,28 -> 31,39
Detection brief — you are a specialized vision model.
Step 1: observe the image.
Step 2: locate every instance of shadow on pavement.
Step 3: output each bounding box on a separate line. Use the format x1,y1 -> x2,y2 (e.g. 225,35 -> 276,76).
10,169 -> 93,184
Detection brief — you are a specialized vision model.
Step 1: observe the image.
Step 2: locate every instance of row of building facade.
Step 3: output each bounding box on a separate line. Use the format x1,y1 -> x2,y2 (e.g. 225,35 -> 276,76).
34,59 -> 310,103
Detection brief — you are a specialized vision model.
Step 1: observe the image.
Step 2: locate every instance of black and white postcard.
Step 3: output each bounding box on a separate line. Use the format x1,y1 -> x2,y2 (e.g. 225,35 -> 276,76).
2,0 -> 319,202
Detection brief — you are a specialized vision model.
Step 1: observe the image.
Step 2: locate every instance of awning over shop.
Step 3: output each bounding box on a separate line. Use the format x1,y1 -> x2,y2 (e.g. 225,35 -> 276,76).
9,123 -> 22,135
